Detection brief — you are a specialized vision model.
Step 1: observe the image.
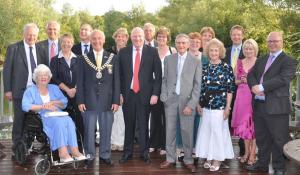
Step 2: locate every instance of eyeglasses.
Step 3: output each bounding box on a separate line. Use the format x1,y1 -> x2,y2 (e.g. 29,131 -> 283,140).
267,40 -> 282,44
176,42 -> 188,45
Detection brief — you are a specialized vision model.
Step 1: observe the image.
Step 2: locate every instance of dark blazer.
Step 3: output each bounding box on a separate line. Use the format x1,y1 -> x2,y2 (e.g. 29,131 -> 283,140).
37,39 -> 61,66
3,41 -> 46,99
224,46 -> 245,65
76,50 -> 120,111
71,43 -> 93,56
118,44 -> 162,105
247,51 -> 297,115
50,55 -> 78,89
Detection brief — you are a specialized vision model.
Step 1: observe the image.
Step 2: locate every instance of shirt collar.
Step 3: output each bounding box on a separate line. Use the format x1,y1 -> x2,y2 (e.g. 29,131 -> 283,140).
57,50 -> 77,59
233,43 -> 242,50
178,51 -> 187,59
23,40 -> 35,48
81,42 -> 90,46
133,45 -> 143,51
93,49 -> 104,56
48,39 -> 58,45
270,50 -> 282,58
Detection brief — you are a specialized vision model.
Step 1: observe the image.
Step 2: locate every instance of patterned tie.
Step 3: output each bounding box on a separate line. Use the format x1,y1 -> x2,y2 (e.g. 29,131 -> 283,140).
260,54 -> 275,83
96,52 -> 102,68
133,48 -> 141,93
231,47 -> 238,70
50,42 -> 56,60
84,44 -> 89,54
29,46 -> 36,73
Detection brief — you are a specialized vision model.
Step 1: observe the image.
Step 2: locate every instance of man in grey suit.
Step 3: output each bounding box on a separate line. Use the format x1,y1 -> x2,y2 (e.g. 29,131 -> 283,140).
77,30 -> 120,167
159,34 -> 202,173
246,32 -> 297,175
3,23 -> 47,153
37,20 -> 61,66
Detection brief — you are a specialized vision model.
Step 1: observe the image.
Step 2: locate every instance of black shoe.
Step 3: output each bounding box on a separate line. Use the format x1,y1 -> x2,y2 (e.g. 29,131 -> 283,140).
11,154 -> 16,161
99,157 -> 114,166
178,155 -> 184,162
140,154 -> 151,164
119,154 -> 132,164
274,169 -> 285,175
84,159 -> 95,168
245,162 -> 268,172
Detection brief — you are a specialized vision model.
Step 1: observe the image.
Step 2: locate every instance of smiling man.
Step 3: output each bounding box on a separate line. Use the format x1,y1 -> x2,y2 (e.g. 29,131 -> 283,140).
118,27 -> 161,164
37,20 -> 61,65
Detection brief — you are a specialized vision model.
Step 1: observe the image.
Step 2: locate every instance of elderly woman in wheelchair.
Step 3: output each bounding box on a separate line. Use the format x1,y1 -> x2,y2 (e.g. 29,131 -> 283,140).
22,64 -> 85,163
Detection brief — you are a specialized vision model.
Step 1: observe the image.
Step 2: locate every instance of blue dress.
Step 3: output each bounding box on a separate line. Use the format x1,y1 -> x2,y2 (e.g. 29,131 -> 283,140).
22,84 -> 78,151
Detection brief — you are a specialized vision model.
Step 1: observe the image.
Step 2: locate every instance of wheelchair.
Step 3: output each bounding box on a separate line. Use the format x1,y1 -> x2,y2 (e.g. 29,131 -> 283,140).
14,111 -> 88,175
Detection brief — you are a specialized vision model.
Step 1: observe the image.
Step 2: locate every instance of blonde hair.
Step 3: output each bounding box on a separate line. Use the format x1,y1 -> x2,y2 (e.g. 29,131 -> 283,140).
112,27 -> 129,39
204,38 -> 226,59
200,26 -> 215,38
156,26 -> 171,42
242,39 -> 259,57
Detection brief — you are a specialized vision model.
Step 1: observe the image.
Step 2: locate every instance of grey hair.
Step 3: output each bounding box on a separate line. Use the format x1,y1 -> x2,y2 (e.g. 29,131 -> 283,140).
131,27 -> 145,37
143,22 -> 155,31
32,64 -> 52,82
23,23 -> 39,35
175,33 -> 190,43
90,29 -> 105,40
46,20 -> 60,31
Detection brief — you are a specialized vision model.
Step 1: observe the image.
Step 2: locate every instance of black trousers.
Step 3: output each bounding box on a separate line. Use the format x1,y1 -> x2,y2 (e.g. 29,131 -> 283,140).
122,91 -> 150,157
12,99 -> 25,150
149,99 -> 166,150
253,101 -> 289,170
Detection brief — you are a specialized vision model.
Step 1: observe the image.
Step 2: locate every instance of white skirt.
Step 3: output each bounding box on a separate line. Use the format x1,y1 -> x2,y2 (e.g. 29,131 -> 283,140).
195,108 -> 234,161
111,107 -> 125,146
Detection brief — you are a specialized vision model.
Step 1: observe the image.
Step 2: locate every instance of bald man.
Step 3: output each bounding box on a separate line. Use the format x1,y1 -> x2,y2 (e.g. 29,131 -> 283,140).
77,30 -> 120,167
247,32 -> 297,175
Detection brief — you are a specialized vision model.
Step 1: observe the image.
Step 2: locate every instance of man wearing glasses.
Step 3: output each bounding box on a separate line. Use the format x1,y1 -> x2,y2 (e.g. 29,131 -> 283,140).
247,31 -> 298,175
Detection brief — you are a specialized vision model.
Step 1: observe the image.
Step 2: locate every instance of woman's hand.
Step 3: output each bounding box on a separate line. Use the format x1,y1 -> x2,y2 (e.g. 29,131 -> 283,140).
223,107 -> 231,120
241,76 -> 247,84
196,104 -> 203,115
42,102 -> 57,111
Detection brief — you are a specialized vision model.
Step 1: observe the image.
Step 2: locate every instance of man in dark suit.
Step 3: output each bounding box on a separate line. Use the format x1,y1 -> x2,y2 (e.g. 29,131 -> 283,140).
37,20 -> 61,66
118,27 -> 162,164
224,25 -> 245,157
3,23 -> 47,153
72,23 -> 93,56
246,32 -> 297,175
143,23 -> 158,47
77,30 -> 120,167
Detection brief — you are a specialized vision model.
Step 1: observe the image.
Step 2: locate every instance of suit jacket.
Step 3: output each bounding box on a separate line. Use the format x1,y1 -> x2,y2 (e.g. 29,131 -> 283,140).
71,43 -> 93,56
160,52 -> 202,111
37,39 -> 61,66
247,51 -> 297,115
3,41 -> 47,99
118,45 -> 162,105
76,50 -> 120,111
224,46 -> 245,65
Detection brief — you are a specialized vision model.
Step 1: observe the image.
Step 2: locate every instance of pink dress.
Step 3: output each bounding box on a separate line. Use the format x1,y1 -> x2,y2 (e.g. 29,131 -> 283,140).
231,59 -> 255,139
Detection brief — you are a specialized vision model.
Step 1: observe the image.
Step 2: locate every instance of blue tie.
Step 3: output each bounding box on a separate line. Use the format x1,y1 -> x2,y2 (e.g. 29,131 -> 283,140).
84,44 -> 89,54
29,46 -> 36,73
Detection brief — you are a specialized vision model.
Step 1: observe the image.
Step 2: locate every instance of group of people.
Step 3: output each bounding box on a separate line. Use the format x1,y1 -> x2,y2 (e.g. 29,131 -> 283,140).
3,20 -> 297,175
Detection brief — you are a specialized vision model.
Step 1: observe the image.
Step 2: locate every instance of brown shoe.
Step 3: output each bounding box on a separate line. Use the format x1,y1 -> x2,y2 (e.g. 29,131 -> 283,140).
184,163 -> 196,173
160,161 -> 176,169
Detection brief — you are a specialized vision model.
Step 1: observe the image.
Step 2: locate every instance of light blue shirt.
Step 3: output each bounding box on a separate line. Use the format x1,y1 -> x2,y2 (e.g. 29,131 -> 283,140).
175,52 -> 187,95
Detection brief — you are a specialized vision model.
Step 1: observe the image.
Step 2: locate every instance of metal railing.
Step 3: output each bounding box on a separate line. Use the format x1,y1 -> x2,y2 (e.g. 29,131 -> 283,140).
0,67 -> 13,139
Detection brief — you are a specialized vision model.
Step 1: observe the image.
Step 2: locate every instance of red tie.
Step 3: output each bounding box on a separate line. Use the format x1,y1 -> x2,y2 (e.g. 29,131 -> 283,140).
50,42 -> 56,60
133,48 -> 141,93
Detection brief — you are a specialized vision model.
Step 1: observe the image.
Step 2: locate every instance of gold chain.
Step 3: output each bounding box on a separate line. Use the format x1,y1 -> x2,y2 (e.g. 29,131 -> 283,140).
83,53 -> 114,72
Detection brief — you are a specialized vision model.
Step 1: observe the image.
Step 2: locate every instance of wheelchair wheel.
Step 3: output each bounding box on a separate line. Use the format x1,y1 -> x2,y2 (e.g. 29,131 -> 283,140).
14,140 -> 27,165
35,158 -> 50,175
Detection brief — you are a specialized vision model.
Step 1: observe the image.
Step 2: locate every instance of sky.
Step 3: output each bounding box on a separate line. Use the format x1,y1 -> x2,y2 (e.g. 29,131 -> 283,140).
52,0 -> 169,15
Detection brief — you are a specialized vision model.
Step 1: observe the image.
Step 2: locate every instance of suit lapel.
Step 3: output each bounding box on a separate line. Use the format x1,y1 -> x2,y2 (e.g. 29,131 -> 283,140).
20,42 -> 28,68
87,51 -> 96,65
36,45 -> 43,64
102,50 -> 109,66
128,45 -> 133,74
140,45 -> 147,71
181,53 -> 191,77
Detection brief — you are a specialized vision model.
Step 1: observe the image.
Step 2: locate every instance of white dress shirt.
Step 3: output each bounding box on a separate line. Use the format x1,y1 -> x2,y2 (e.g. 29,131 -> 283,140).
130,46 -> 143,89
175,52 -> 187,95
24,40 -> 37,87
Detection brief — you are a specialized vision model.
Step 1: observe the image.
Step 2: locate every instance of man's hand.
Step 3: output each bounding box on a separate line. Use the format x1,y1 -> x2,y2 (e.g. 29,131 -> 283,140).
251,85 -> 262,95
183,106 -> 193,116
78,104 -> 86,113
120,95 -> 124,106
111,104 -> 119,113
5,91 -> 12,101
66,88 -> 76,98
150,95 -> 158,105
